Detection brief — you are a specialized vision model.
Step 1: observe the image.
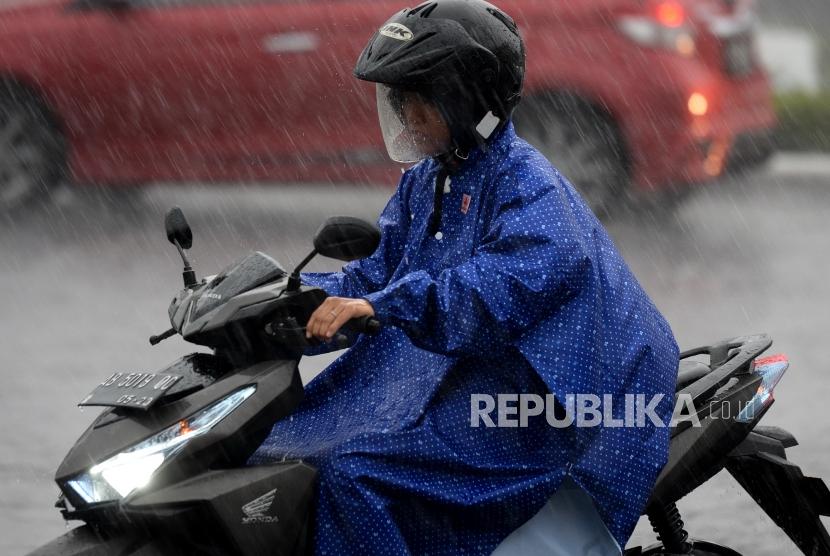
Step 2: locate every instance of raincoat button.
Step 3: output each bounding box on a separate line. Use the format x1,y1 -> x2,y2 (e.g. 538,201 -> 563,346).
434,231 -> 443,240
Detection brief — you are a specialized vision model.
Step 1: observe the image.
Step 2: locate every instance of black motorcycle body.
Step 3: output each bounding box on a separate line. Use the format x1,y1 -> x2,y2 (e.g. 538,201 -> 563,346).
46,251 -> 326,555
29,212 -> 830,556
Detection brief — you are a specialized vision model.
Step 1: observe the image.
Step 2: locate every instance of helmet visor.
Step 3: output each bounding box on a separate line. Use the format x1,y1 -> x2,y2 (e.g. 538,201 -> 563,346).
376,84 -> 450,163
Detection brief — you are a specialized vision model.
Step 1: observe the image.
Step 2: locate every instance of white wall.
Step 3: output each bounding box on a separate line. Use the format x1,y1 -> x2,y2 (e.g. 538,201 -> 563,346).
756,26 -> 821,93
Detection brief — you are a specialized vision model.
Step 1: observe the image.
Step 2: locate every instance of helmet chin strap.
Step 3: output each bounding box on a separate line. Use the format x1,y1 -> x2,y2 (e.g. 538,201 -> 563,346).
437,149 -> 468,171
428,154 -> 457,236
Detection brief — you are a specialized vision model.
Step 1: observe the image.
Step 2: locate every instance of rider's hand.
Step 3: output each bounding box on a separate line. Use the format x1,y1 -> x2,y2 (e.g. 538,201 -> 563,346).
306,297 -> 375,341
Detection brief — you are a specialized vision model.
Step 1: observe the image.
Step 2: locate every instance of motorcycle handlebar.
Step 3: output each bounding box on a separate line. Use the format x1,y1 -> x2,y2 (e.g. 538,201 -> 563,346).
346,315 -> 382,335
304,316 -> 381,350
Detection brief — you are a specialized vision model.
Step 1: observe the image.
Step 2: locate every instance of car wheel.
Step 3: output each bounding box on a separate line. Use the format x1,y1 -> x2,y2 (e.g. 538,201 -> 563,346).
514,94 -> 628,218
0,87 -> 66,211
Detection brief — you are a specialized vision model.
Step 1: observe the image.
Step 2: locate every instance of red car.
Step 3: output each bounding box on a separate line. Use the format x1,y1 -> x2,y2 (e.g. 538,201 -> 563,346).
0,0 -> 775,212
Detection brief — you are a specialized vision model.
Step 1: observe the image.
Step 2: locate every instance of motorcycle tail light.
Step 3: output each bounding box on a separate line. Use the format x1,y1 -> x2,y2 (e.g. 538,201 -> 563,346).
736,354 -> 789,423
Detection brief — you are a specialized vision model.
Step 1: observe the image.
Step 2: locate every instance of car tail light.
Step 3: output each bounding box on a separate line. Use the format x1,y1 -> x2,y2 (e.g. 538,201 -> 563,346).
736,354 -> 789,423
616,0 -> 696,56
654,1 -> 686,28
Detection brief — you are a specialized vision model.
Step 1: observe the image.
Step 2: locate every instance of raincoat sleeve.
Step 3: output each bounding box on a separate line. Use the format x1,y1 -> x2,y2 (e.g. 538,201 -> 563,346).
301,171 -> 412,298
362,170 -> 590,357
300,170 -> 413,355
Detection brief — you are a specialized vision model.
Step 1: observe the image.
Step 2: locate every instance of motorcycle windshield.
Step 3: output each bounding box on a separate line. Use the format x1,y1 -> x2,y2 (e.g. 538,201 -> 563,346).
191,252 -> 286,320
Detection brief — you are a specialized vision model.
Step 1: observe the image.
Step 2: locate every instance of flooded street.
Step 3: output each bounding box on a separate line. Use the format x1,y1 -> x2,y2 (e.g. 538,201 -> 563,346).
1,164 -> 829,554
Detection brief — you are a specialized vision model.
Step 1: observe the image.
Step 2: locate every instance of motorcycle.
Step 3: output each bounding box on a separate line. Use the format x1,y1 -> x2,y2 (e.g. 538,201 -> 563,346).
29,208 -> 830,556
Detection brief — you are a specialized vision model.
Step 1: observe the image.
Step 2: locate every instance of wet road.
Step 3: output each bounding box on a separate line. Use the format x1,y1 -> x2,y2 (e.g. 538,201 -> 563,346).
1,164 -> 829,555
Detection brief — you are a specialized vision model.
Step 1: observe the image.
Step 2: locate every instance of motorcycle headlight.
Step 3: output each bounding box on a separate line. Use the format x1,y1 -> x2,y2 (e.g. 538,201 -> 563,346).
67,385 -> 256,504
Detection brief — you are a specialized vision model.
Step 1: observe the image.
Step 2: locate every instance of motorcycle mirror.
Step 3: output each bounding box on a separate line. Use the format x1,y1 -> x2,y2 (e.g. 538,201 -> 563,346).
165,207 -> 193,250
313,216 -> 380,262
285,217 -> 380,292
164,207 -> 197,288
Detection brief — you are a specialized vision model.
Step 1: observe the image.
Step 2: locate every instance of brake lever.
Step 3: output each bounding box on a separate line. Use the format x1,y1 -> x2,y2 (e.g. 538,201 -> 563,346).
149,327 -> 177,346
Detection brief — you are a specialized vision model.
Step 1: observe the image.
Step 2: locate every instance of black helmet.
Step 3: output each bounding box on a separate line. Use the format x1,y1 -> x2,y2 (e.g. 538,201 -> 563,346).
354,0 -> 525,159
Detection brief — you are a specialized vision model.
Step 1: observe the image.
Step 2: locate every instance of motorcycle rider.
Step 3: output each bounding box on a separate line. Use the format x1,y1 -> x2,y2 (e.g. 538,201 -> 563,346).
250,1 -> 680,554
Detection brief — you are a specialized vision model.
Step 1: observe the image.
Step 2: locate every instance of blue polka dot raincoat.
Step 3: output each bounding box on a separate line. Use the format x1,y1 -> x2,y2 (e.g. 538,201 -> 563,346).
250,120 -> 680,554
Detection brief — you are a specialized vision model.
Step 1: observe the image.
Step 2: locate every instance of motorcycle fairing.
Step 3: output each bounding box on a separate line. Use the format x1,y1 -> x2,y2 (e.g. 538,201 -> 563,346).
127,462 -> 317,556
170,272 -> 327,361
56,356 -> 303,512
190,252 -> 287,321
648,335 -> 774,508
35,463 -> 317,556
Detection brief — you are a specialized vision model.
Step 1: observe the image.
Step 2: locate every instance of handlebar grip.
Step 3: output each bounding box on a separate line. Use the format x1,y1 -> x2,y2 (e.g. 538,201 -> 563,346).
348,315 -> 382,335
332,332 -> 352,350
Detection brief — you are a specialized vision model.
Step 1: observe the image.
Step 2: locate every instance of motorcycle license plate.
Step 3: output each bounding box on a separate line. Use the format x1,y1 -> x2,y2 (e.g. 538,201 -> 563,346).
78,372 -> 183,410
